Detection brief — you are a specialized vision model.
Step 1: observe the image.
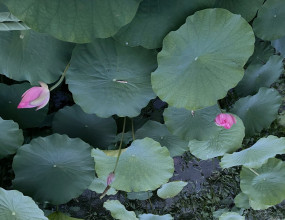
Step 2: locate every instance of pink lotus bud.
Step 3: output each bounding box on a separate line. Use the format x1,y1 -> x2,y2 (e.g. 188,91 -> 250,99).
17,82 -> 50,110
215,113 -> 237,129
107,172 -> 115,186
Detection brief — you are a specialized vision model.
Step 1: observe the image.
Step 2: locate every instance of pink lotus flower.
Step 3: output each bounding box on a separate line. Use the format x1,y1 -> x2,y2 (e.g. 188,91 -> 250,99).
17,82 -> 50,110
215,113 -> 237,129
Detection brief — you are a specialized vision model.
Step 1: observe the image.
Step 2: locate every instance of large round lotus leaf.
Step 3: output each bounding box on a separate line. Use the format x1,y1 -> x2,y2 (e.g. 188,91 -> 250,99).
93,138 -> 174,192
48,212 -> 82,220
88,177 -> 117,196
12,134 -> 95,205
0,83 -> 48,129
103,200 -> 138,220
2,0 -> 142,43
151,8 -> 255,110
52,105 -> 117,148
230,87 -> 282,136
214,0 -> 263,21
157,181 -> 187,199
127,191 -> 153,201
272,36 -> 285,58
219,212 -> 244,220
220,136 -> 285,169
135,120 -> 188,157
240,158 -> 285,206
0,30 -> 73,85
236,55 -> 284,96
114,0 -> 215,49
189,115 -> 245,160
234,192 -> 250,209
247,40 -> 275,66
66,38 -> 157,118
139,214 -> 173,220
0,188 -> 47,220
0,117 -> 23,159
253,0 -> 285,40
163,105 -> 221,141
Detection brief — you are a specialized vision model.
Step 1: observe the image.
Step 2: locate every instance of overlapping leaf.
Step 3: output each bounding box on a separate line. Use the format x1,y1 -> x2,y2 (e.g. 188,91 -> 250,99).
221,136 -> 285,168
231,88 -> 282,136
66,38 -> 157,118
151,8 -> 254,110
247,40 -> 275,66
272,36 -> 285,58
189,115 -> 245,160
157,181 -> 187,199
234,193 -> 250,209
13,134 -> 95,205
0,188 -> 47,220
0,117 -> 23,159
240,158 -> 285,206
92,138 -> 174,192
135,120 -> 188,157
219,212 -> 244,220
52,105 -> 117,148
253,0 -> 285,40
103,200 -> 138,220
139,214 -> 173,220
2,0 -> 142,43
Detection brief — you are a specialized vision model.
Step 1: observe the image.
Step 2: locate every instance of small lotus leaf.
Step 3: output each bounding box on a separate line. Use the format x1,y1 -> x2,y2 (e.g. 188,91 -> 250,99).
231,87 -> 282,136
157,181 -> 187,199
219,212 -> 244,220
139,214 -> 173,220
272,36 -> 285,58
103,200 -> 138,220
88,177 -> 117,196
0,188 -> 47,220
221,136 -> 285,169
12,134 -> 95,205
234,193 -> 250,209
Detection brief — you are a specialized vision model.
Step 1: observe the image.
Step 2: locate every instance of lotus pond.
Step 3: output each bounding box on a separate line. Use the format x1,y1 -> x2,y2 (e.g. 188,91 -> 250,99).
0,0 -> 285,220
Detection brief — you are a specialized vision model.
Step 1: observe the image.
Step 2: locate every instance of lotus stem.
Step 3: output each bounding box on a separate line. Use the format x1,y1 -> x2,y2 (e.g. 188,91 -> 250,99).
50,62 -> 70,91
113,117 -> 126,173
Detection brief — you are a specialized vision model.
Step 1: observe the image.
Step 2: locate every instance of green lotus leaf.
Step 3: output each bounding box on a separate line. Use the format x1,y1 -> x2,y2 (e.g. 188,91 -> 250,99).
230,87 -> 282,136
114,0 -> 216,49
234,192 -> 250,209
163,105 -> 221,141
249,199 -> 272,210
52,105 -> 117,148
189,115 -> 245,160
214,0 -> 264,21
12,134 -> 95,205
0,117 -> 23,159
0,83 -> 48,129
88,177 -> 117,196
139,214 -> 173,220
103,200 -> 138,220
253,0 -> 285,40
220,136 -> 285,169
157,181 -> 187,199
272,36 -> 285,58
247,40 -> 275,66
0,188 -> 47,220
48,212 -> 82,220
235,55 -> 284,96
0,30 -> 73,85
127,191 -> 153,201
151,8 -> 255,110
93,138 -> 174,192
135,120 -> 188,157
240,158 -> 285,206
219,212 -> 244,220
2,0 -> 142,43
66,38 -> 157,118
